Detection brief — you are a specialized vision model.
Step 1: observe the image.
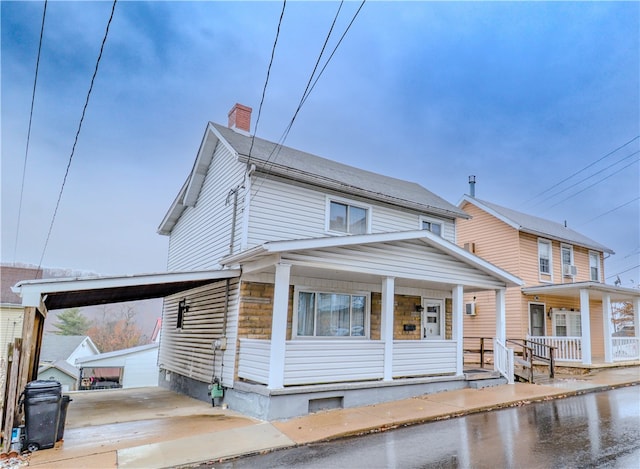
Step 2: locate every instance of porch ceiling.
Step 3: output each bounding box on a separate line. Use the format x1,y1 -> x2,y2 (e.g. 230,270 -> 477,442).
247,263 -> 497,293
522,281 -> 640,302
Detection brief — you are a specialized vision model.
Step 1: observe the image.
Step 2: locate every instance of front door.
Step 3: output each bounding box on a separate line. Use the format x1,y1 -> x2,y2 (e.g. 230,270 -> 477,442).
422,299 -> 444,339
529,303 -> 545,336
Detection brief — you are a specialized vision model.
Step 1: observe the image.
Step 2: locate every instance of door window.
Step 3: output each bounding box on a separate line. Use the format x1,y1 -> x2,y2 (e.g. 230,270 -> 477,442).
422,300 -> 443,339
529,303 -> 545,336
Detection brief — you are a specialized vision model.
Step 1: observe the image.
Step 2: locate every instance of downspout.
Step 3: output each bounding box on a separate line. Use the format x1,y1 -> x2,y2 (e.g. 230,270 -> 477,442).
226,187 -> 240,256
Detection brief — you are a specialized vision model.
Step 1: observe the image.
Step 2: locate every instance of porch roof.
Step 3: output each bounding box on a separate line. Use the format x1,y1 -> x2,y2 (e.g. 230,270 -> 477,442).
222,230 -> 523,288
523,281 -> 640,301
11,269 -> 241,310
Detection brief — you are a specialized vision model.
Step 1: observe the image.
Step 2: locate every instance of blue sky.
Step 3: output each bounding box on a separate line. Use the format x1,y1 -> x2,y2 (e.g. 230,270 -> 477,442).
2,1 -> 639,286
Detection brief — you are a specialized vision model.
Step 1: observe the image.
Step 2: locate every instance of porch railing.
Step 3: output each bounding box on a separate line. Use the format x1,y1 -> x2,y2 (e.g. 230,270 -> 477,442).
528,336 -> 582,362
493,339 -> 514,384
612,337 -> 640,361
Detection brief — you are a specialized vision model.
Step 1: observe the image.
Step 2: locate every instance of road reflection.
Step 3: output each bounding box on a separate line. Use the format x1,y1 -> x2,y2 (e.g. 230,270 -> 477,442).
217,386 -> 640,468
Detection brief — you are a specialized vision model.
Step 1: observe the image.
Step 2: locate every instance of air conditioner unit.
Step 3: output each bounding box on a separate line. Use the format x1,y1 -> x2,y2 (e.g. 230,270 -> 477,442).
563,264 -> 577,277
465,303 -> 476,316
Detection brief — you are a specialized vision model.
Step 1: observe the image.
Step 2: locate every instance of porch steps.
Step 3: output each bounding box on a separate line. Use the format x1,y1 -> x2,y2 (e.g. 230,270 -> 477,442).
464,369 -> 507,389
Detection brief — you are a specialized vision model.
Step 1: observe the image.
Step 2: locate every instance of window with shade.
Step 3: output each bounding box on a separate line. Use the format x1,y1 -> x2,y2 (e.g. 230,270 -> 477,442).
589,252 -> 600,282
538,239 -> 552,275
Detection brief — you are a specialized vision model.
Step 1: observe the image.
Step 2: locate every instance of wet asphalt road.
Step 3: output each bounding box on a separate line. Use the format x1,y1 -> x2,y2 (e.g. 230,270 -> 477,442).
215,386 -> 640,468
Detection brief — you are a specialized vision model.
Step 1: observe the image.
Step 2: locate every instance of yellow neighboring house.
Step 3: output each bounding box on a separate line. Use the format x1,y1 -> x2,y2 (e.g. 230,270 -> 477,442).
457,195 -> 640,366
0,265 -> 42,363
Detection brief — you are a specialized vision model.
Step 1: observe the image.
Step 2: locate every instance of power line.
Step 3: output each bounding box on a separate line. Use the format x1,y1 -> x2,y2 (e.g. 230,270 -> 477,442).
547,157 -> 639,209
520,135 -> 639,207
13,0 -> 48,265
37,0 -> 118,271
247,0 -> 287,167
606,264 -> 640,279
252,0 -> 366,200
532,149 -> 640,209
578,197 -> 640,227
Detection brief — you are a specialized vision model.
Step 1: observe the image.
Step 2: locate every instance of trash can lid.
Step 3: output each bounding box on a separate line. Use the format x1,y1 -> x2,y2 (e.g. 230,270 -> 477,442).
25,380 -> 62,391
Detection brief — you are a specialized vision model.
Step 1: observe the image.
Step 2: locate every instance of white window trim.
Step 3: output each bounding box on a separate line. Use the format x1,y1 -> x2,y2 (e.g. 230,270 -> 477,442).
589,251 -> 600,282
292,285 -> 371,339
528,302 -> 546,336
561,244 -> 574,282
419,216 -> 444,237
421,298 -> 445,339
561,244 -> 574,267
552,310 -> 582,337
325,195 -> 372,235
538,238 -> 554,283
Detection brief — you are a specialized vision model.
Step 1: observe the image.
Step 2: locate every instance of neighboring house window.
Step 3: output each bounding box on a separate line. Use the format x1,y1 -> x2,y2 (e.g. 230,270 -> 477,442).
589,252 -> 600,282
327,199 -> 369,234
553,311 -> 582,337
296,290 -> 367,337
538,239 -> 552,275
561,245 -> 572,268
421,218 -> 442,237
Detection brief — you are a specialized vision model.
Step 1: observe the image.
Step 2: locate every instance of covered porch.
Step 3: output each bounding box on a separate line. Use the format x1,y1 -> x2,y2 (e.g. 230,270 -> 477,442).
223,231 -> 522,415
523,282 -> 640,366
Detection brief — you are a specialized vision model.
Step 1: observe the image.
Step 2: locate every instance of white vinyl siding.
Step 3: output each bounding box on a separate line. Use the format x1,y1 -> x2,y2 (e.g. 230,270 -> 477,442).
159,279 -> 239,387
167,142 -> 245,271
282,239 -> 507,289
247,177 -> 457,246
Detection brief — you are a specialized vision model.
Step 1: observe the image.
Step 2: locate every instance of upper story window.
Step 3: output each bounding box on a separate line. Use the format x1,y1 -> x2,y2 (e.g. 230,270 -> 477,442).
295,290 -> 368,338
327,198 -> 369,235
421,218 -> 443,237
561,245 -> 573,267
589,251 -> 600,282
538,239 -> 552,275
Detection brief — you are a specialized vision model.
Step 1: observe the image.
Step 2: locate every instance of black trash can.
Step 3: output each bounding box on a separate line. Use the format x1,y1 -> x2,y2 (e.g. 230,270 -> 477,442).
23,380 -> 62,451
56,395 -> 72,441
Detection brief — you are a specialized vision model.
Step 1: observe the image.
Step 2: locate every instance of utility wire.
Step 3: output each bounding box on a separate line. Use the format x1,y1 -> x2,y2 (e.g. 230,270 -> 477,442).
606,264 -> 640,279
532,150 -> 639,209
247,0 -> 287,167
13,0 -> 48,265
578,197 -> 640,227
37,0 -> 117,272
546,157 -> 639,209
252,0 -> 366,200
520,135 -> 639,207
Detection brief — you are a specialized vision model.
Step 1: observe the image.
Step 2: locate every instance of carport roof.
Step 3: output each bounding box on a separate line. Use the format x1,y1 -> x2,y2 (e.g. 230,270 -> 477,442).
11,270 -> 241,310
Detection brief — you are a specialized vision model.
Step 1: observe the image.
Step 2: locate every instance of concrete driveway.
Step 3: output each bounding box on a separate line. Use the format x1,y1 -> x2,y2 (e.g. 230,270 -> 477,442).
27,387 -> 263,468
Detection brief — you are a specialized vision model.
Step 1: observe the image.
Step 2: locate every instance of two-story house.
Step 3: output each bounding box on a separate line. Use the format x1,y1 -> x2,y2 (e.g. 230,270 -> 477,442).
457,189 -> 640,369
156,104 -> 522,419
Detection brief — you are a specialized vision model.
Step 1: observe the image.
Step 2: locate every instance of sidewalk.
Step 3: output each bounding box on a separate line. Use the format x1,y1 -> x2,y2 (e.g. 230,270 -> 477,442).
17,366 -> 640,468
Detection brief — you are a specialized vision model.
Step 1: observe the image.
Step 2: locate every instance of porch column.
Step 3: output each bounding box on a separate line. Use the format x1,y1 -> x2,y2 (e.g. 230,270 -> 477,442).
579,289 -> 592,365
381,276 -> 395,381
495,288 -> 506,342
634,297 -> 640,341
602,293 -> 613,363
452,284 -> 464,376
268,262 -> 291,389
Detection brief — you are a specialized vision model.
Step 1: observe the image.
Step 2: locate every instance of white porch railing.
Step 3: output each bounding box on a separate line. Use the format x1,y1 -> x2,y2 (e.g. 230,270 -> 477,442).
493,339 -> 514,384
238,338 -> 459,386
612,337 -> 640,361
528,336 -> 582,362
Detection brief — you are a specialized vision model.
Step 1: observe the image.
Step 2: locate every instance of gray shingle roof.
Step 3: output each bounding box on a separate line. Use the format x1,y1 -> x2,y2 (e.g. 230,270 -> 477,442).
211,123 -> 468,219
468,197 -> 613,254
40,334 -> 89,363
1,266 -> 42,305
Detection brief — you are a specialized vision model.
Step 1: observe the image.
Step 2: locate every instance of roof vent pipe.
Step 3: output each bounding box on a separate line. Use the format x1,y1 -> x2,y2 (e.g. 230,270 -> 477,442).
468,175 -> 476,197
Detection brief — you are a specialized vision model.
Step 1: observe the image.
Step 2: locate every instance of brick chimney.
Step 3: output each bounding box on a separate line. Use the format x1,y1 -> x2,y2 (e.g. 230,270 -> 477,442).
228,103 -> 252,133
